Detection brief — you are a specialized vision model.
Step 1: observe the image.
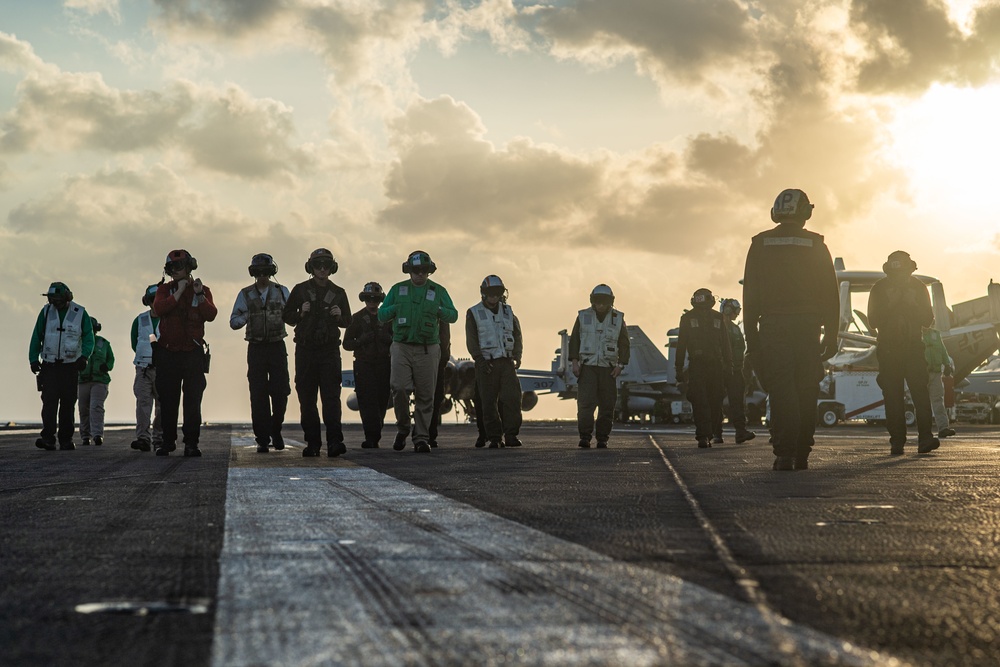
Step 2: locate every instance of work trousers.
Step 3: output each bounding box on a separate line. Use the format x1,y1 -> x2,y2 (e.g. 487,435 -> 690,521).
247,341 -> 290,447
577,364 -> 617,442
78,382 -> 109,439
354,357 -> 391,446
876,343 -> 933,444
390,342 -> 441,445
687,359 -> 724,440
294,345 -> 343,449
715,369 -> 747,438
756,315 -> 823,460
154,347 -> 208,448
475,358 -> 522,443
133,366 -> 162,445
928,371 -> 950,433
39,362 -> 79,445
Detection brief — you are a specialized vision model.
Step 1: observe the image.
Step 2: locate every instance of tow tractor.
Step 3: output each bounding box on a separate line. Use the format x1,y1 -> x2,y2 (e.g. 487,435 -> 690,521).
816,370 -> 915,427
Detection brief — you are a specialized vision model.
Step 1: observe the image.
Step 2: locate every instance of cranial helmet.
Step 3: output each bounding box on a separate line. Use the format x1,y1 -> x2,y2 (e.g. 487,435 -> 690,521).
590,284 -> 615,306
141,284 -> 158,307
402,250 -> 436,274
304,248 -> 338,275
480,275 -> 506,298
883,250 -> 917,275
90,316 -> 102,333
249,253 -> 278,277
770,189 -> 814,224
42,281 -> 73,303
164,249 -> 197,274
691,288 -> 716,308
720,298 -> 741,317
358,281 -> 386,303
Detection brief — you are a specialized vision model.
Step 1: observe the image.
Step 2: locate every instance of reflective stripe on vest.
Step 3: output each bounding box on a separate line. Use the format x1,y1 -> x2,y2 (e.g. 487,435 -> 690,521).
243,284 -> 287,343
472,301 -> 515,360
134,311 -> 159,367
41,302 -> 84,363
578,307 -> 623,367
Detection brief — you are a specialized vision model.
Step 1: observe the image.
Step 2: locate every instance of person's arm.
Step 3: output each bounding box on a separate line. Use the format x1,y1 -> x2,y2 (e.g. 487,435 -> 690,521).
335,289 -> 352,330
377,285 -> 398,322
720,316 -> 733,373
675,316 -> 688,375
197,285 -> 218,322
465,309 -> 483,362
104,340 -> 115,371
230,289 -> 249,330
342,313 -> 364,351
79,311 -> 95,359
152,284 -> 177,317
282,284 -> 303,326
916,280 -> 934,329
130,316 -> 139,352
617,316 -> 630,366
866,282 -> 883,336
512,313 -> 523,365
741,242 -> 761,354
818,242 -> 840,357
28,308 -> 46,364
437,287 -> 459,324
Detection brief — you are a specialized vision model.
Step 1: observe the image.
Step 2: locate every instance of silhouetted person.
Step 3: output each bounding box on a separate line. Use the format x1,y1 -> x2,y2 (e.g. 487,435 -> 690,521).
676,288 -> 731,449
714,298 -> 755,444
343,282 -> 393,449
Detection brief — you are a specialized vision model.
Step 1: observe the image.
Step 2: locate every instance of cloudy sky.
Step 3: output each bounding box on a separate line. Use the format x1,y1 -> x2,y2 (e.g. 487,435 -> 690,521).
4,0 -> 1000,425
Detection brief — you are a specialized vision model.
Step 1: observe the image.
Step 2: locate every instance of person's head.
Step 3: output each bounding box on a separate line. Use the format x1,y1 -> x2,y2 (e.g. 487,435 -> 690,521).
882,250 -> 917,280
403,250 -> 436,286
90,316 -> 102,333
590,284 -> 615,315
480,275 -> 506,307
248,253 -> 278,281
304,248 -> 337,281
42,282 -> 72,310
358,281 -> 385,311
691,288 -> 716,310
141,284 -> 158,307
164,249 -> 197,280
720,297 -> 741,320
770,189 -> 814,227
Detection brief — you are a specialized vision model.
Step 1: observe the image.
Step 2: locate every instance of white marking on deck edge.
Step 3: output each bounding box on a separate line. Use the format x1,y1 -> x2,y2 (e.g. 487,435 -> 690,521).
211,434 -> 905,667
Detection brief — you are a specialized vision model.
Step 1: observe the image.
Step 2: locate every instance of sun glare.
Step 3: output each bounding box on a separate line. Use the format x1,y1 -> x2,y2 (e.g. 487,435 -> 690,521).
888,84 -> 1000,230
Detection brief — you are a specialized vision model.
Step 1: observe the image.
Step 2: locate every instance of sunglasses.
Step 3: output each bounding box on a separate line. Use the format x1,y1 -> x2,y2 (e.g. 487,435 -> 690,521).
410,267 -> 429,275
166,261 -> 187,273
312,261 -> 334,271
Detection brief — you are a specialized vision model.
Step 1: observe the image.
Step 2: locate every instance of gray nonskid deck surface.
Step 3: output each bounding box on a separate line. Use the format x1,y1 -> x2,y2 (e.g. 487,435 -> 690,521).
212,434 -> 903,667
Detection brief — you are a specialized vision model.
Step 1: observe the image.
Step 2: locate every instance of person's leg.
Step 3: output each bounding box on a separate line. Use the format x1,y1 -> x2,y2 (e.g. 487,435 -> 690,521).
134,368 -> 153,444
180,350 -> 207,449
411,345 -> 441,446
56,365 -> 79,446
576,365 -> 598,443
155,351 -> 183,450
90,383 -> 108,440
594,367 -> 618,443
318,352 -> 344,447
927,371 -> 949,433
903,347 -> 934,442
476,361 -> 504,443
390,343 -> 414,440
295,347 -> 322,450
791,326 -> 822,463
247,344 -> 272,447
78,382 -> 93,441
268,341 -> 290,448
876,347 -> 907,447
498,361 -> 523,441
39,364 -> 59,445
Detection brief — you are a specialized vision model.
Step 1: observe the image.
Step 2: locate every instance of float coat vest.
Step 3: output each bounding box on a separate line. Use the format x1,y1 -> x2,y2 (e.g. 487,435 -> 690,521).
41,302 -> 85,363
241,284 -> 287,343
134,311 -> 160,368
578,307 -> 624,367
471,301 -> 516,360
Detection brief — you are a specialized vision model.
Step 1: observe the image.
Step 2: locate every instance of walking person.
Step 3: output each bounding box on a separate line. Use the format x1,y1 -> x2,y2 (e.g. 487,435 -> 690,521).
466,275 -> 524,449
230,253 -> 291,453
570,284 -> 630,449
77,317 -> 114,446
343,282 -> 393,449
868,251 -> 939,455
923,324 -> 956,439
378,250 -> 458,453
152,249 -> 217,457
282,248 -> 351,458
676,289 -> 731,449
130,285 -> 162,452
428,321 -> 452,449
743,189 -> 839,470
29,282 -> 95,450
714,298 -> 756,444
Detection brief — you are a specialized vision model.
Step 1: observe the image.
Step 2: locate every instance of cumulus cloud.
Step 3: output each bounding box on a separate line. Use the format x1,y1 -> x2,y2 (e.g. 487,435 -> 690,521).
0,66 -> 317,182
65,0 -> 123,23
528,0 -> 756,86
0,32 -> 52,75
850,0 -> 1000,93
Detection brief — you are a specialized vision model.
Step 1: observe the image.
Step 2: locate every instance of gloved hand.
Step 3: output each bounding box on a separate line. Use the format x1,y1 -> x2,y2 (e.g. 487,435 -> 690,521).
358,331 -> 375,346
75,356 -> 89,371
944,365 -> 953,377
30,361 -> 42,374
99,364 -> 109,374
819,335 -> 838,361
675,367 -> 687,383
513,358 -> 521,369
485,360 -> 494,375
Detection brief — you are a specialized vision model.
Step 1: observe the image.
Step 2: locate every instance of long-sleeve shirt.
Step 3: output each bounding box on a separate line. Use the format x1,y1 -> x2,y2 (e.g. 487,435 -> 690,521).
568,312 -> 631,366
152,280 -> 217,351
465,304 -> 523,363
79,336 -> 115,384
28,304 -> 96,363
377,279 -> 458,344
282,279 -> 351,349
675,308 -> 733,374
342,307 -> 393,362
868,275 -> 933,346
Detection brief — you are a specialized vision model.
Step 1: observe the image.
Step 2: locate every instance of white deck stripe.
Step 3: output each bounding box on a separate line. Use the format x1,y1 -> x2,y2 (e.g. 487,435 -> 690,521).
211,434 -> 905,667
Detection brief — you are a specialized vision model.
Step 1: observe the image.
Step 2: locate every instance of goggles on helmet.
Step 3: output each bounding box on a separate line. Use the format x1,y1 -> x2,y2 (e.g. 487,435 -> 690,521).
482,286 -> 505,298
311,259 -> 334,271
165,260 -> 188,274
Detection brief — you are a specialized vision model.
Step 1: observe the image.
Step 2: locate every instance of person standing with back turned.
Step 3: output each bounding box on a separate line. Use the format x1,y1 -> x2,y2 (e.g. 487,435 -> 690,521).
743,189 -> 839,471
